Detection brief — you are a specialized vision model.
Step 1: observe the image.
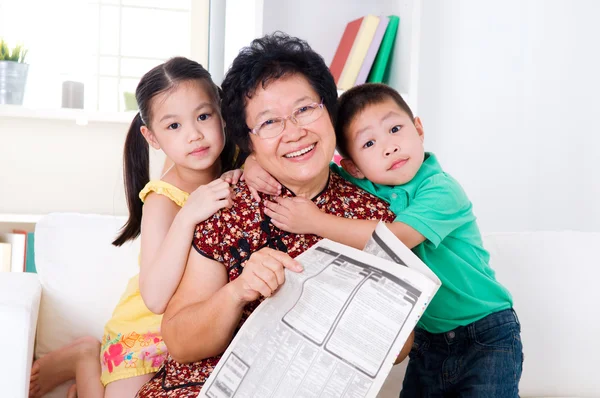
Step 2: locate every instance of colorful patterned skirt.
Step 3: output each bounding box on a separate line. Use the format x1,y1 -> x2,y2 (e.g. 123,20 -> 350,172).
100,274 -> 168,386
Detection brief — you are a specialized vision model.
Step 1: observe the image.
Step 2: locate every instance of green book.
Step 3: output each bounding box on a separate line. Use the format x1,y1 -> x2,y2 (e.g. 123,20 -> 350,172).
25,232 -> 36,273
367,15 -> 400,84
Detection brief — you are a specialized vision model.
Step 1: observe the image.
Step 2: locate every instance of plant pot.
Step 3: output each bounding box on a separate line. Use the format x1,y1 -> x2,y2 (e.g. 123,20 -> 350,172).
0,61 -> 29,105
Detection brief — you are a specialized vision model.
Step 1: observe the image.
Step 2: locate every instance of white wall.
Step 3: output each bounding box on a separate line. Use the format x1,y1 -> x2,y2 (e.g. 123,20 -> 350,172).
417,0 -> 600,232
0,118 -> 165,216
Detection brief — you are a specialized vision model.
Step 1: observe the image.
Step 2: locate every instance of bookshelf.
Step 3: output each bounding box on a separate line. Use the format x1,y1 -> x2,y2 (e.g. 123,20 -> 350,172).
255,0 -> 421,111
0,214 -> 43,233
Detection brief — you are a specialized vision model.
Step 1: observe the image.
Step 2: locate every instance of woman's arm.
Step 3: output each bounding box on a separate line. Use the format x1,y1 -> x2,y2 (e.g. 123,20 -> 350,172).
162,247 -> 303,363
161,251 -> 243,363
139,179 -> 232,314
264,197 -> 425,250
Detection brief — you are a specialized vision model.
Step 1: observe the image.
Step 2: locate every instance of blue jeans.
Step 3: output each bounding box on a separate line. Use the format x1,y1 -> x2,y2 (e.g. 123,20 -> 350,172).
400,309 -> 523,398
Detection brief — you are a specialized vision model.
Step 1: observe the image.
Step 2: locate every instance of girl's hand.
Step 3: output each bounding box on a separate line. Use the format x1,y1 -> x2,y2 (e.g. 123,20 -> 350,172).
231,248 -> 303,302
242,155 -> 281,202
263,197 -> 323,235
221,169 -> 243,185
181,178 -> 232,225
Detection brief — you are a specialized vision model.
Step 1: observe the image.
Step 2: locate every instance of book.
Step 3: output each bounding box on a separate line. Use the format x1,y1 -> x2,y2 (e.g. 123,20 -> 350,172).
354,16 -> 389,85
199,223 -> 441,398
367,15 -> 400,84
0,232 -> 27,272
12,229 -> 28,272
26,232 -> 36,273
0,242 -> 11,272
329,17 -> 363,85
337,15 -> 381,90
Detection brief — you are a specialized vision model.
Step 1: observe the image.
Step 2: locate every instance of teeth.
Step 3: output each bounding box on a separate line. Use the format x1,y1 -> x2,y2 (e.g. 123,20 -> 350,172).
284,144 -> 315,158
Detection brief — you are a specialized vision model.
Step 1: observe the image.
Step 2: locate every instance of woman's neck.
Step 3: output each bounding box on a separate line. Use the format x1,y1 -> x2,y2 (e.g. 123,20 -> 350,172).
283,167 -> 330,199
166,161 -> 221,193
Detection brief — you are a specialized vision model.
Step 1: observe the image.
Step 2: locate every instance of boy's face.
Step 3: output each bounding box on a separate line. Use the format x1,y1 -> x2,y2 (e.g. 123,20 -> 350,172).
343,99 -> 425,186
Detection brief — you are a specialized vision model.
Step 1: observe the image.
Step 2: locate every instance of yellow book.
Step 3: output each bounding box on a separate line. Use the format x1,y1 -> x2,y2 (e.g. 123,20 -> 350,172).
338,15 -> 380,90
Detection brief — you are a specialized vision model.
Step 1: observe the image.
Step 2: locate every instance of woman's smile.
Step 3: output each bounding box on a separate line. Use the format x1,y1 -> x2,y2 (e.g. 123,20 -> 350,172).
283,143 -> 316,159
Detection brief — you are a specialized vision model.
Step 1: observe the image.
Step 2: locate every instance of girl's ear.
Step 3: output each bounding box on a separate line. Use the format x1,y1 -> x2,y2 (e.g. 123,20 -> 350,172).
340,158 -> 365,179
140,126 -> 160,150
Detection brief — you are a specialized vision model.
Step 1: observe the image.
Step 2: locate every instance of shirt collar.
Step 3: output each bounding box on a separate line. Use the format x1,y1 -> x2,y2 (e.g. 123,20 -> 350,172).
371,152 -> 443,199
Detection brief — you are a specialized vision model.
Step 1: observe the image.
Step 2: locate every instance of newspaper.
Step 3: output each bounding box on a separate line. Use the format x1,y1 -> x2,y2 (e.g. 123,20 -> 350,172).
199,222 -> 441,398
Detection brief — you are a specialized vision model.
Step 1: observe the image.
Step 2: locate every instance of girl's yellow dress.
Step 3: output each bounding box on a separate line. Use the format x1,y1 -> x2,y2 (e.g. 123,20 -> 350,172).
100,180 -> 189,386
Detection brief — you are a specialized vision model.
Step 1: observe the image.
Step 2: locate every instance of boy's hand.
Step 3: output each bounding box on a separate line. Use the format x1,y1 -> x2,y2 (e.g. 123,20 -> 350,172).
221,168 -> 243,185
242,155 -> 281,202
263,197 -> 322,235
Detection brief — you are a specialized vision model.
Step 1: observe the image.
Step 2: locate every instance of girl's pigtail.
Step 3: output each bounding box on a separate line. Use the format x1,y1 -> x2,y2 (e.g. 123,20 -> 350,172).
112,113 -> 149,246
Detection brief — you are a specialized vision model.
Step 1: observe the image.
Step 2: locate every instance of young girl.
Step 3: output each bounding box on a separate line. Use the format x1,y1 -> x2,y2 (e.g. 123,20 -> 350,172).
29,57 -> 247,398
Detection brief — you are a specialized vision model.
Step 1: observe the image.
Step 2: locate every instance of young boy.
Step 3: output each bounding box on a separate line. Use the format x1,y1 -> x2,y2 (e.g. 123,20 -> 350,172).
259,83 -> 523,397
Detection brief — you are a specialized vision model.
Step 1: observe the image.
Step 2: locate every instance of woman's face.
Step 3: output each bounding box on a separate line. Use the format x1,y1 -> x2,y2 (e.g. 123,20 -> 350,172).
245,74 -> 336,192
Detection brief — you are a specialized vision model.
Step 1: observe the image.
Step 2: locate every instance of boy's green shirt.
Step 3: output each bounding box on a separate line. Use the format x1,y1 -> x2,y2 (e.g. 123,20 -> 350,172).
331,153 -> 512,333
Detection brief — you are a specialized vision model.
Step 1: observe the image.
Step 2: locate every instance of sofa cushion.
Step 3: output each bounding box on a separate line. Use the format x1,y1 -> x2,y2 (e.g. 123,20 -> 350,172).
0,273 -> 41,398
34,213 -> 139,366
485,231 -> 599,397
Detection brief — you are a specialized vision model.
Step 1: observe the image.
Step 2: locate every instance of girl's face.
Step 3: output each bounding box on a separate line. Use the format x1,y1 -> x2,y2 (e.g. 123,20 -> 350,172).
141,80 -> 225,174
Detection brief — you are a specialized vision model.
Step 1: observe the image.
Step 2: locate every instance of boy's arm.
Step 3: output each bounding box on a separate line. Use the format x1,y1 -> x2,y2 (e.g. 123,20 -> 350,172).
264,197 -> 425,250
315,213 -> 425,250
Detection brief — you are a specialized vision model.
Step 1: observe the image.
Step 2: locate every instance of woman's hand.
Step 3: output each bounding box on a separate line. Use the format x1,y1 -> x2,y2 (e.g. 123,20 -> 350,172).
221,168 -> 243,185
242,155 -> 281,202
180,178 -> 232,225
231,248 -> 303,302
263,197 -> 323,235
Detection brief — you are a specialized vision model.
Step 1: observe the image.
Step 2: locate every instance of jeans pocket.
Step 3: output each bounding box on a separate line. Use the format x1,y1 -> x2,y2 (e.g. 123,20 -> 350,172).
474,322 -> 519,353
408,329 -> 430,360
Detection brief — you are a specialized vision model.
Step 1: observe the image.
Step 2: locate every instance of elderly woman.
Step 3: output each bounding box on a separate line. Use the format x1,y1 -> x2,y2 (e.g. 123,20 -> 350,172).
137,33 -> 407,397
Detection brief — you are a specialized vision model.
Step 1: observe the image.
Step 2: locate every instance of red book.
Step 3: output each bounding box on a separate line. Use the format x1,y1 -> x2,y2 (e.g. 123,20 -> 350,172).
329,17 -> 363,85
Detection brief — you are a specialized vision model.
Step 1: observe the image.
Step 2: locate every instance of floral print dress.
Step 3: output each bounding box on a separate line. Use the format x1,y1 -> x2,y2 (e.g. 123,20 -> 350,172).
136,172 -> 396,397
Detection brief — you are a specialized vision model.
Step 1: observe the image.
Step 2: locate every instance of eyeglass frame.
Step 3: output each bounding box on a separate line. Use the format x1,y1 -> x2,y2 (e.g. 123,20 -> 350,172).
248,98 -> 325,139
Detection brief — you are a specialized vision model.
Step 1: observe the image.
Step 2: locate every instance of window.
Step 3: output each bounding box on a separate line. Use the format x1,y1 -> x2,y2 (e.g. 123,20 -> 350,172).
0,0 -> 208,112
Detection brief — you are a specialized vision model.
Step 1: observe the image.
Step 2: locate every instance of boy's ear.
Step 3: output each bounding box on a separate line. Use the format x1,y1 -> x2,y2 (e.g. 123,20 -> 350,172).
140,126 -> 161,150
340,158 -> 365,179
414,116 -> 425,141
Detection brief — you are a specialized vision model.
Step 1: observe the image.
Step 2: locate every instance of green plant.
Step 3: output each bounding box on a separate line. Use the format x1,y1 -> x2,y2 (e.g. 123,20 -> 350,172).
0,39 -> 28,63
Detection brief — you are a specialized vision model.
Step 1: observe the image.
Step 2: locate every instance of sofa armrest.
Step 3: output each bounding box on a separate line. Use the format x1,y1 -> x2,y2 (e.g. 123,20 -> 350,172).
0,273 -> 42,398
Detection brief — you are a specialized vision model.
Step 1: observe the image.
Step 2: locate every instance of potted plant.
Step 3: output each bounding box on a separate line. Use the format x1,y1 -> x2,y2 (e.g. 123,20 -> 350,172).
0,39 -> 29,105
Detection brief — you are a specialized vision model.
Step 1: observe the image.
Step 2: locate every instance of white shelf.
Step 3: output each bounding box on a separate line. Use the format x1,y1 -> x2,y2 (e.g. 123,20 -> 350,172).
0,104 -> 135,125
0,214 -> 43,224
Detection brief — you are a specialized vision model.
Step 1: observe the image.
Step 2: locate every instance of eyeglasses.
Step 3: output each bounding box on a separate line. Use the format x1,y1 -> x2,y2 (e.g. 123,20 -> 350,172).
249,99 -> 325,139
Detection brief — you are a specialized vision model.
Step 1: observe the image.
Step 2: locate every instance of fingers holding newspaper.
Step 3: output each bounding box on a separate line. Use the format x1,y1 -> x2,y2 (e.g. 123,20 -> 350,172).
232,248 -> 304,302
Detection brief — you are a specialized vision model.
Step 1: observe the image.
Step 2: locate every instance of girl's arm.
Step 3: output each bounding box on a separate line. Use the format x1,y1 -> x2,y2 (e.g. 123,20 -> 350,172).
264,197 -> 425,250
139,179 -> 232,314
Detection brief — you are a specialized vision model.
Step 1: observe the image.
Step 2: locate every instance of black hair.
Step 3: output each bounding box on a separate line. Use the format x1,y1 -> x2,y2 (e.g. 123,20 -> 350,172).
113,57 -> 240,246
335,83 -> 415,159
221,32 -> 338,153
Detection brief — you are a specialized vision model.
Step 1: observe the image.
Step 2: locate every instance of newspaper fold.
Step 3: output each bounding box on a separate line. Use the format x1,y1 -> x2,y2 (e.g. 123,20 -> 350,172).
200,222 -> 441,398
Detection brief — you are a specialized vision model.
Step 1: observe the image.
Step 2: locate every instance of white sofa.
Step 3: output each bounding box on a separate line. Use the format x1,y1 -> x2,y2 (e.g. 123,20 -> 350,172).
1,213 -> 599,397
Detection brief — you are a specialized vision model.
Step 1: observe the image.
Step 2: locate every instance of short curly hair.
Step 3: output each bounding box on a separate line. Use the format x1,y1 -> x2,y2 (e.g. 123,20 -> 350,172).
221,32 -> 338,153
